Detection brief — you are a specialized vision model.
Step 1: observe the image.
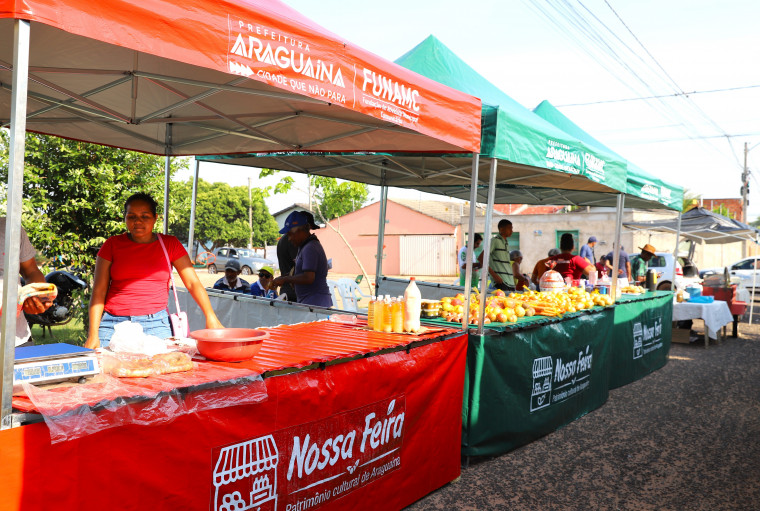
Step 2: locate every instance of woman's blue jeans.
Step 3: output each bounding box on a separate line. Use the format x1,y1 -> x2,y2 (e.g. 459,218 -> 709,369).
99,309 -> 171,348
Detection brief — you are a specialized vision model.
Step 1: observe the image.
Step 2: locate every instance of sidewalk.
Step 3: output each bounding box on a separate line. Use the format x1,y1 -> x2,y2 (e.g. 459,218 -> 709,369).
406,311 -> 760,510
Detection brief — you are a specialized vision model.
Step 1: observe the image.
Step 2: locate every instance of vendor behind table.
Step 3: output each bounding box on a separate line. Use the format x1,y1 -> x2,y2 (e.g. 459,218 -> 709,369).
86,193 -> 223,349
480,219 -> 515,292
271,211 -> 332,307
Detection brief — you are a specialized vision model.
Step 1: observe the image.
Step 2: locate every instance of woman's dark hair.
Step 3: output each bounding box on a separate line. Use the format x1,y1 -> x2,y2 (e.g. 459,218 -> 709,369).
124,193 -> 158,217
474,233 -> 483,243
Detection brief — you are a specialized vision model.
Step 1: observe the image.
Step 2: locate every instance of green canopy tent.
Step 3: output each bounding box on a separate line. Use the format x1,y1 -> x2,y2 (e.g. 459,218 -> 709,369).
531,99 -> 684,283
532,100 -> 683,211
200,36 -> 682,328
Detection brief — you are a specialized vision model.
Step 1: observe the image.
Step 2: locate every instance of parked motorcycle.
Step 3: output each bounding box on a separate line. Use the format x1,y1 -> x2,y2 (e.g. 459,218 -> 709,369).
24,270 -> 88,338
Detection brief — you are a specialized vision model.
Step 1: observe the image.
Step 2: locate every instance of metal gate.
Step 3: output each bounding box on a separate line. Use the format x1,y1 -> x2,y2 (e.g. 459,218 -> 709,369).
399,235 -> 457,276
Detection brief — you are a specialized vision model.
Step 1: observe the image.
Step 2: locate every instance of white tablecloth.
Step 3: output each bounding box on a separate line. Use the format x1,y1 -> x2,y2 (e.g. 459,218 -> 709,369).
673,301 -> 734,339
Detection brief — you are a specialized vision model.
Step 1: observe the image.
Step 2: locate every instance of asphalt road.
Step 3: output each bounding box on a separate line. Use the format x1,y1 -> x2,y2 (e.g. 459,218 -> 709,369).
406,301 -> 760,511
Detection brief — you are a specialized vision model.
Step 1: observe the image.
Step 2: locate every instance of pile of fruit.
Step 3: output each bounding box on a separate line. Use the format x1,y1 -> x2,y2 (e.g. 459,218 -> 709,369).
620,285 -> 646,294
439,287 -> 615,324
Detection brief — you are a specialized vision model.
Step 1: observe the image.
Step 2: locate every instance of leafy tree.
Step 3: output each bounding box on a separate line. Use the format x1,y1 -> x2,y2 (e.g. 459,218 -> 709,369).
168,178 -> 280,252
710,203 -> 735,219
0,132 -> 187,336
310,176 -> 369,221
682,188 -> 701,212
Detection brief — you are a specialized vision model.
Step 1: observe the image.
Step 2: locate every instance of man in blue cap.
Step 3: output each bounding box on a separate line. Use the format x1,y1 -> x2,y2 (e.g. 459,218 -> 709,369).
271,211 -> 332,307
580,236 -> 597,265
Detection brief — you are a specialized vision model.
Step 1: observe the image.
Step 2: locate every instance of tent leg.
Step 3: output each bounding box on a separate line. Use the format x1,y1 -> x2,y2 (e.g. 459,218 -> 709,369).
188,158 -> 200,262
750,235 -> 757,325
162,123 -> 172,234
477,158 -> 498,334
462,154 -> 480,330
611,194 -> 626,299
672,212 -> 682,287
1,20 -> 30,430
374,169 -> 388,296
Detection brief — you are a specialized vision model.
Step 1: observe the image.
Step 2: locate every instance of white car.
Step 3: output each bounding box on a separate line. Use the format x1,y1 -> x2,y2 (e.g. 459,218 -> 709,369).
630,252 -> 700,290
701,256 -> 760,290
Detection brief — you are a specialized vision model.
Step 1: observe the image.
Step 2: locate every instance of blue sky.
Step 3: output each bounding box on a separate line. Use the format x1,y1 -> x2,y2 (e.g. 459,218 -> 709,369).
184,0 -> 760,220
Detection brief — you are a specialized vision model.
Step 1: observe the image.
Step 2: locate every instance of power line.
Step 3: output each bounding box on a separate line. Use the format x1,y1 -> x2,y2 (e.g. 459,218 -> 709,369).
556,84 -> 760,107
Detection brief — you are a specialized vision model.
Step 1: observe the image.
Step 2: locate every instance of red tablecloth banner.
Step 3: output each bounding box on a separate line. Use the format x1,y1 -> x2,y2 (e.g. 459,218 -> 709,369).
0,332 -> 467,511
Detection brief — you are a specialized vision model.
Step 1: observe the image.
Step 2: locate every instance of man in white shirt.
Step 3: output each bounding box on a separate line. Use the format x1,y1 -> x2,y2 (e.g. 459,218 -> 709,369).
0,218 -> 53,346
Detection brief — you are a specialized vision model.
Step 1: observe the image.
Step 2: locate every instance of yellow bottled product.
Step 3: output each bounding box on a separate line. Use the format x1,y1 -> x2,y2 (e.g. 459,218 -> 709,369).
367,296 -> 376,329
391,297 -> 404,333
382,297 -> 393,333
373,295 -> 385,332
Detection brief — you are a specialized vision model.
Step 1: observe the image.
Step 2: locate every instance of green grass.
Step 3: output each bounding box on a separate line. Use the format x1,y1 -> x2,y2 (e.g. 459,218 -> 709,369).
29,318 -> 86,346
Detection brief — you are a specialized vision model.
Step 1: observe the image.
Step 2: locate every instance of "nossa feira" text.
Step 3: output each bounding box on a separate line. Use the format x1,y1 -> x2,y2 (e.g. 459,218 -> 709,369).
287,403 -> 405,481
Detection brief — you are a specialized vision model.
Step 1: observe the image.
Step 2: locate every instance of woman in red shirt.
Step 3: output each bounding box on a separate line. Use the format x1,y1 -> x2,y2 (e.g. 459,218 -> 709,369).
550,233 -> 594,281
85,193 -> 223,348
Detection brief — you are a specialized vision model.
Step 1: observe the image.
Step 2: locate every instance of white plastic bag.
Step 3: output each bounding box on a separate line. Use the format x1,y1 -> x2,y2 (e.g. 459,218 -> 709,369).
108,321 -> 170,356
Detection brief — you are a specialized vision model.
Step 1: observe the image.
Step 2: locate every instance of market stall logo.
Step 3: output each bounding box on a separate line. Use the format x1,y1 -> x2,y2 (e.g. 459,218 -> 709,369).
545,140 -> 581,174
211,396 -> 405,511
530,346 -> 593,413
583,152 -> 606,182
212,435 -> 279,511
227,18 -> 347,104
632,316 -> 663,359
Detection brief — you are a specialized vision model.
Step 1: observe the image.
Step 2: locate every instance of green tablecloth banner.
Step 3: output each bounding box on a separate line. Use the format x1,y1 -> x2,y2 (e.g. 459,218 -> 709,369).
608,291 -> 673,389
462,308 -> 614,457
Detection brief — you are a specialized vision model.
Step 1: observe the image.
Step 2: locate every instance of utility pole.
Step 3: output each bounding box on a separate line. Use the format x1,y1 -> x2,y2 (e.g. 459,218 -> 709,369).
248,176 -> 253,249
742,142 -> 749,258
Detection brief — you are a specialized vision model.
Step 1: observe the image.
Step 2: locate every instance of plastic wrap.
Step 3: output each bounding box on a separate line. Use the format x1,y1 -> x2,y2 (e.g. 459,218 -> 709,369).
100,351 -> 195,377
21,362 -> 267,443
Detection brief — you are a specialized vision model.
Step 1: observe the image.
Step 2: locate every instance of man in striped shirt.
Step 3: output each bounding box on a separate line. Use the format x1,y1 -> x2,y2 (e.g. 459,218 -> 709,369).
480,219 -> 515,292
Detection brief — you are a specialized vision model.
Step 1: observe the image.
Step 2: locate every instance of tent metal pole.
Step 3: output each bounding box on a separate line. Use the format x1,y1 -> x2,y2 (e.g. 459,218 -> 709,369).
162,123 -> 172,234
672,212 -> 682,287
611,194 -> 625,300
187,158 -> 200,262
462,154 -> 480,330
1,20 -> 30,430
750,234 -> 757,325
477,158 -> 498,335
373,168 -> 388,296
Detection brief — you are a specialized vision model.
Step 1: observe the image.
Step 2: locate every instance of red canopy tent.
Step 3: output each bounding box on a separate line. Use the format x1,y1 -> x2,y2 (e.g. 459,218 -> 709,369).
0,0 -> 481,423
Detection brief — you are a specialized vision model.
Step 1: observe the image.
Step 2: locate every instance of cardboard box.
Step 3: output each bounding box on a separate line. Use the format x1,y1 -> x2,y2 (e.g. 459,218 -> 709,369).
671,324 -> 694,344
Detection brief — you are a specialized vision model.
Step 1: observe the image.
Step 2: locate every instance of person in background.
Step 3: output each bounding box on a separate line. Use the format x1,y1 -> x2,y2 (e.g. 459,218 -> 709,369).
250,265 -> 278,299
632,244 -> 657,284
271,211 -> 332,307
277,211 -> 320,301
86,193 -> 223,348
606,245 -> 632,280
212,259 -> 250,293
480,219 -> 515,292
510,250 -> 530,291
458,233 -> 483,288
596,254 -> 609,278
532,248 -> 560,287
0,217 -> 55,347
580,236 -> 597,265
549,233 -> 594,280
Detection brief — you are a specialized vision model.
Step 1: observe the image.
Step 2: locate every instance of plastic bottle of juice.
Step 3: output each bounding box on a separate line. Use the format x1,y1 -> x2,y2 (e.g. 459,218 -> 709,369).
367,295 -> 376,330
391,296 -> 404,333
382,297 -> 393,333
373,295 -> 385,332
403,277 -> 421,333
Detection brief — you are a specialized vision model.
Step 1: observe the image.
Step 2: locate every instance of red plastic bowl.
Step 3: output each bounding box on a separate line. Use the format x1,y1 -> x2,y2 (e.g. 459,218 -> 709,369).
189,328 -> 268,362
